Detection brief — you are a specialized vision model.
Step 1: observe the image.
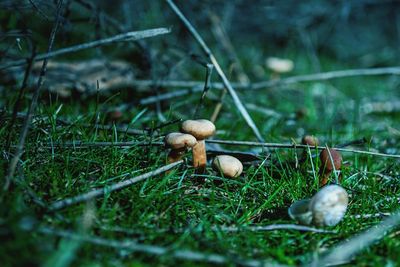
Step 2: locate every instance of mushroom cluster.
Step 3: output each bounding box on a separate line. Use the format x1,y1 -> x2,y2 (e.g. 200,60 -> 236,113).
288,184 -> 349,227
164,119 -> 243,177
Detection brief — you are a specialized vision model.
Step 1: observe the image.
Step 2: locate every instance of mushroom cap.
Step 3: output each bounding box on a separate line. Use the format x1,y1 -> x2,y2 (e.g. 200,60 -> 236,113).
266,57 -> 294,73
319,148 -> 342,172
302,135 -> 319,146
310,185 -> 349,227
164,133 -> 197,149
181,119 -> 216,140
212,155 -> 243,178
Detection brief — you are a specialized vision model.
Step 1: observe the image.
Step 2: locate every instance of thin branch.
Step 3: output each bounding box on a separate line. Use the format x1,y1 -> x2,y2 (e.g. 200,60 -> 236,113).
206,140 -> 400,159
0,27 -> 171,70
39,226 -> 284,267
28,0 -> 50,21
253,66 -> 400,90
138,66 -> 400,104
44,139 -> 400,159
5,45 -> 36,152
49,160 -> 183,210
166,0 -> 264,142
45,141 -> 164,148
4,0 -> 64,190
193,63 -> 214,118
214,224 -> 335,234
311,210 -> 400,266
349,212 -> 391,219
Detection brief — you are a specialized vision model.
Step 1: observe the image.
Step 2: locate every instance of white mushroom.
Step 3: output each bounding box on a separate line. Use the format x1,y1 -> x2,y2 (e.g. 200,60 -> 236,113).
288,185 -> 349,227
266,57 -> 294,74
212,155 -> 243,178
310,185 -> 349,227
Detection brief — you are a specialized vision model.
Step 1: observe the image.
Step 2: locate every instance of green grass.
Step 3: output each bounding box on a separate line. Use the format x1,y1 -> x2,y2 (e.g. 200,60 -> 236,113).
1,71 -> 400,266
1,2 -> 400,266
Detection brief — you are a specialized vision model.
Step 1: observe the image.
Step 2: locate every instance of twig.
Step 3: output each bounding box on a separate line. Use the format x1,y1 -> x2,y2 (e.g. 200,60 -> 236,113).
28,0 -> 50,21
44,139 -> 400,159
215,224 -> 335,234
45,141 -> 164,148
208,10 -> 250,84
206,140 -> 400,159
137,66 -> 400,104
252,66 -> 400,90
349,212 -> 391,219
38,226 -> 284,266
80,123 -> 150,135
140,87 -> 203,105
166,0 -> 264,142
4,0 -> 64,190
310,210 -> 400,266
49,160 -> 183,210
210,88 -> 227,123
0,27 -> 171,70
193,63 -> 214,118
5,44 -> 36,152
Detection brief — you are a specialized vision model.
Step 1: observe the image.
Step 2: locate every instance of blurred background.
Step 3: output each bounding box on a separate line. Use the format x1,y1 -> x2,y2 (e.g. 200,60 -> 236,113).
1,0 -> 400,141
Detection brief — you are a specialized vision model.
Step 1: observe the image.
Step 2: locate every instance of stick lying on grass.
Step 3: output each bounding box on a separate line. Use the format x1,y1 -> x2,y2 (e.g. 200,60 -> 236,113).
49,160 -> 183,211
0,27 -> 171,70
46,139 -> 400,159
39,226 -> 284,267
135,66 -> 400,104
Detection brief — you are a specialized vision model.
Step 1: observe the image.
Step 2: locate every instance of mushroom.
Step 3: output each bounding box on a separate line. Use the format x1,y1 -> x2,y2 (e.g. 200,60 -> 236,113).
288,185 -> 349,227
309,185 -> 349,227
212,155 -> 243,178
180,119 -> 216,170
266,57 -> 294,79
302,135 -> 319,147
164,132 -> 197,163
300,135 -> 319,162
288,199 -> 313,225
319,148 -> 342,186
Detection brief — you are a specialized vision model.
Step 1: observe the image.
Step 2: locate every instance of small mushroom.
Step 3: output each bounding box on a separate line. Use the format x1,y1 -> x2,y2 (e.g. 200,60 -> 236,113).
319,148 -> 342,186
181,119 -> 216,170
302,135 -> 319,147
212,155 -> 243,178
309,185 -> 349,227
301,135 -> 319,161
164,133 -> 197,163
266,57 -> 294,79
288,185 -> 349,227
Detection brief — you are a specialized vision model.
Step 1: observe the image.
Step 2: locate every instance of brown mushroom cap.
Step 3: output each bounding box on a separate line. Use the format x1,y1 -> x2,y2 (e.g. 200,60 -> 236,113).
320,148 -> 342,171
302,135 -> 319,146
164,133 -> 197,149
181,119 -> 216,140
212,155 -> 243,178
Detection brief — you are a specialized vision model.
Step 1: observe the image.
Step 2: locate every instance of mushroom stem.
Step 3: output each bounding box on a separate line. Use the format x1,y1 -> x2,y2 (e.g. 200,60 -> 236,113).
192,140 -> 206,170
319,171 -> 331,187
